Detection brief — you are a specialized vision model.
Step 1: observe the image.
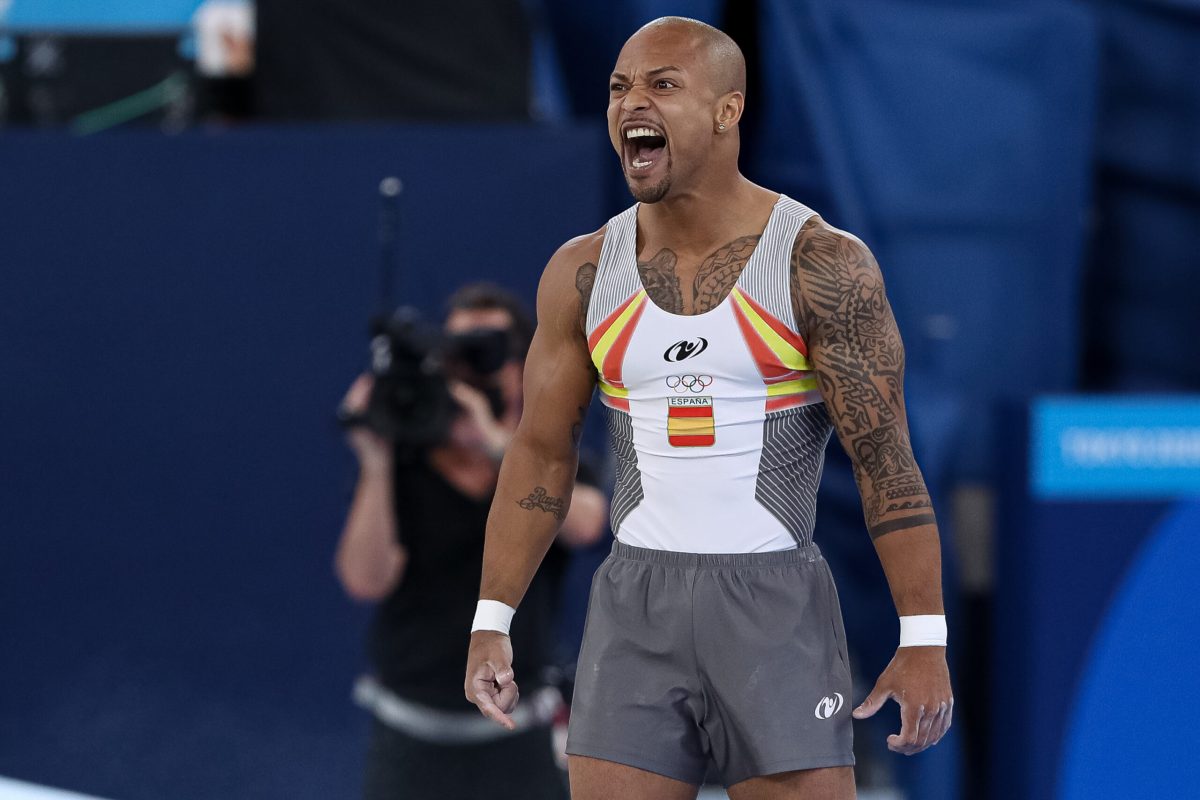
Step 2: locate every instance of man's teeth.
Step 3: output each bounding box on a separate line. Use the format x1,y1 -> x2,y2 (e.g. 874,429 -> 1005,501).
626,125 -> 663,169
625,126 -> 663,140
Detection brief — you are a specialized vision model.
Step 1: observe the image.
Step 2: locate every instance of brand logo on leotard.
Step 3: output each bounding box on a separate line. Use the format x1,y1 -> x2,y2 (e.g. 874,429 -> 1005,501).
665,374 -> 713,394
814,693 -> 844,720
663,337 -> 709,362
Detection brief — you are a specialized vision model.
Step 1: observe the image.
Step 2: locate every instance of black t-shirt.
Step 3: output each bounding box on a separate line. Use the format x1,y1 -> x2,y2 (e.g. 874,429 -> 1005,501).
369,451 -> 567,710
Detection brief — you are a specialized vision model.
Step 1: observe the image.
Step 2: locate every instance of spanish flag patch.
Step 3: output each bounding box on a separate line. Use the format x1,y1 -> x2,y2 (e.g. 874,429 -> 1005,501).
667,396 -> 715,447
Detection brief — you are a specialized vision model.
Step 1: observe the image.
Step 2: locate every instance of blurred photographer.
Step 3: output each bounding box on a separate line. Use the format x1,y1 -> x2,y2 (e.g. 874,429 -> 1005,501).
335,283 -> 606,800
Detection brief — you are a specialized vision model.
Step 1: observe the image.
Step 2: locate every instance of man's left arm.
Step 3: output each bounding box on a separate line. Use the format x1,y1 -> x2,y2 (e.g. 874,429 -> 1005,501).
792,218 -> 954,755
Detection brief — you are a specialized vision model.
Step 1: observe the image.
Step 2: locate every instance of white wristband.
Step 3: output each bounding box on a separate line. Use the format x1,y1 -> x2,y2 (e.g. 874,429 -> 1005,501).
899,615 -> 947,647
471,600 -> 516,635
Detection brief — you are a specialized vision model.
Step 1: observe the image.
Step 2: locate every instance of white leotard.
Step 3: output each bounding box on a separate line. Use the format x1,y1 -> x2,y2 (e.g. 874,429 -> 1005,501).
584,195 -> 834,553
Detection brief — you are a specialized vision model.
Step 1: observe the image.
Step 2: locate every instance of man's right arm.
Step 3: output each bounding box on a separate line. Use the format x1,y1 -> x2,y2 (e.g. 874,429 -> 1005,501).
464,231 -> 603,728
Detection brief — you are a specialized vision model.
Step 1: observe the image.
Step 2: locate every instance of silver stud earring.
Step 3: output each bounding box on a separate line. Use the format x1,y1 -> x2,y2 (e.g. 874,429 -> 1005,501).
718,123 -> 726,130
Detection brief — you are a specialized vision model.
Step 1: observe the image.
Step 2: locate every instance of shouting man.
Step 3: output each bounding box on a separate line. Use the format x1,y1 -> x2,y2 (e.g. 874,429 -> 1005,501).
465,17 -> 952,799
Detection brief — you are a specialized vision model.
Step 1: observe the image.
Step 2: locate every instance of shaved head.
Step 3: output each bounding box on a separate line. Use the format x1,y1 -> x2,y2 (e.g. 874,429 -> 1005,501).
632,16 -> 746,96
608,18 -> 747,202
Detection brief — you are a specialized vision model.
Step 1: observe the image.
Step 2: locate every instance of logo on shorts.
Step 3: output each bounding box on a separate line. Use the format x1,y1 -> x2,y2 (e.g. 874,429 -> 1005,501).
814,693 -> 844,720
663,337 -> 709,362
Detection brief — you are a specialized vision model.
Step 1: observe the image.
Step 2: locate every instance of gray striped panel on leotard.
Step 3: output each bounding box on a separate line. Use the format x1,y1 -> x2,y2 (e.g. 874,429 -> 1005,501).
605,406 -> 644,533
737,196 -> 817,332
586,205 -> 642,337
755,403 -> 834,546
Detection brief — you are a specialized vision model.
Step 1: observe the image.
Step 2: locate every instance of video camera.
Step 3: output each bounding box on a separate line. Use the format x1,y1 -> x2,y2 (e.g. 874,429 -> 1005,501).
339,176 -> 515,449
340,307 -> 510,449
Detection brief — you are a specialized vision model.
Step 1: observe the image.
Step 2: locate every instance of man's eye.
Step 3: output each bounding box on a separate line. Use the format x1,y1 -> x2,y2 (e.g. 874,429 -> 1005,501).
610,83 -> 626,92
656,80 -> 677,89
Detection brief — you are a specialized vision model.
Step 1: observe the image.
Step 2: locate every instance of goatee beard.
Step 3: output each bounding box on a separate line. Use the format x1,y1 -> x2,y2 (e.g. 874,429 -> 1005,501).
626,153 -> 672,203
630,176 -> 671,203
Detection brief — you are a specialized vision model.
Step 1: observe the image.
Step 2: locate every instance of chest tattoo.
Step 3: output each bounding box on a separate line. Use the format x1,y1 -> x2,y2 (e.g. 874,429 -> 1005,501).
637,249 -> 685,314
638,235 -> 760,315
692,235 -> 760,313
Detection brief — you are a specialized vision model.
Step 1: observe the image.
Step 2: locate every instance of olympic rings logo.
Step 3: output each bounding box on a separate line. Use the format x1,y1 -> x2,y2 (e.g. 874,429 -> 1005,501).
665,374 -> 714,393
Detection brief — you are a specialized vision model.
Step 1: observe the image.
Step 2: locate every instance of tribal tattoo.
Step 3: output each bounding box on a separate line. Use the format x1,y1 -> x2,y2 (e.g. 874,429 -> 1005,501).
637,249 -> 685,313
517,486 -> 567,521
791,221 -> 934,539
575,261 -> 597,334
692,236 -> 760,312
638,236 -> 760,315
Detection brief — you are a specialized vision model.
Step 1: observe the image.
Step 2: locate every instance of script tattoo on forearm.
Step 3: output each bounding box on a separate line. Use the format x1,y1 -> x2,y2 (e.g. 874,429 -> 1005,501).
517,487 -> 566,521
791,221 -> 935,539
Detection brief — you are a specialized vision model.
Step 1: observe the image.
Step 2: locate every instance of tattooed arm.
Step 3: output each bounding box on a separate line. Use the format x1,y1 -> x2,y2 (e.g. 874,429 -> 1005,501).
466,230 -> 603,729
792,217 -> 953,755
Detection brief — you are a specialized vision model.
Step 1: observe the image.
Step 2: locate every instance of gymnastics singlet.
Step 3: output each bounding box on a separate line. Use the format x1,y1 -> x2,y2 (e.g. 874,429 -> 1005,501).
584,195 -> 834,553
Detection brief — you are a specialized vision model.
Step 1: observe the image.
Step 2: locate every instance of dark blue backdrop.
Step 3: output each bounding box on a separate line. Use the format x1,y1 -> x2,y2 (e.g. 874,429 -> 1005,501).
0,125 -> 608,800
995,400 -> 1200,800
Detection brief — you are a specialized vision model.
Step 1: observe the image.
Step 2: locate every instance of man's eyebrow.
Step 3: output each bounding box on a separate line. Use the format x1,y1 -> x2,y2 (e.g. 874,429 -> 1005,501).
609,66 -> 684,82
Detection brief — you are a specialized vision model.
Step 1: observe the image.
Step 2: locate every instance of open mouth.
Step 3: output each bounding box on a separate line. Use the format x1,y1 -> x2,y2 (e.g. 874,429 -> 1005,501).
623,125 -> 667,173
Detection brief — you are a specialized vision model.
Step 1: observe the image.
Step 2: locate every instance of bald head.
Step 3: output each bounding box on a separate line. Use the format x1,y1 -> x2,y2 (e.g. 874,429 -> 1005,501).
630,17 -> 746,97
608,18 -> 747,203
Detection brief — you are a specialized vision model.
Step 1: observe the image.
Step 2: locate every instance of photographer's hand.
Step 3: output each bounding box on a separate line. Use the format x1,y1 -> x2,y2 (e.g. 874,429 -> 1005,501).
342,374 -> 391,471
449,381 -> 512,460
335,374 -> 405,601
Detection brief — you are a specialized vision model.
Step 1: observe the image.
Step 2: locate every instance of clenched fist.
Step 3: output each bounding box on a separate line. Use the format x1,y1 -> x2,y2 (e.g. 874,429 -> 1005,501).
464,630 -> 519,730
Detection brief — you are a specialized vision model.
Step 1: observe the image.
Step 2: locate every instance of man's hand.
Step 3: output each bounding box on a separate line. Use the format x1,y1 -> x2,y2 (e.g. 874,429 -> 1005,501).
464,630 -> 519,730
852,646 -> 953,755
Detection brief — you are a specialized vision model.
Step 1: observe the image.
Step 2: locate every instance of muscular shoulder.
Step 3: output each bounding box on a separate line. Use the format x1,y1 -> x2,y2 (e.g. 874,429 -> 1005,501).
543,227 -> 604,292
538,227 -> 606,337
789,216 -> 887,340
556,227 -> 606,265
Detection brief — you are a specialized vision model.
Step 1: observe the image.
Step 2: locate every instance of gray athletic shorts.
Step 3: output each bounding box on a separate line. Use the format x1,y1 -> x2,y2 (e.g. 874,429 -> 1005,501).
565,541 -> 855,787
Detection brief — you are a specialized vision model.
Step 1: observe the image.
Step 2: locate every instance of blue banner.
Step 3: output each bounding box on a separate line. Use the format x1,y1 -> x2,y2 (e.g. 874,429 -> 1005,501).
1,0 -> 202,30
1032,396 -> 1200,498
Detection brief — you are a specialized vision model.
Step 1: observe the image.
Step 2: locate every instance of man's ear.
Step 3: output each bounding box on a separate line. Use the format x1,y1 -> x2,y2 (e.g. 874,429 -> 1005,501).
715,91 -> 745,131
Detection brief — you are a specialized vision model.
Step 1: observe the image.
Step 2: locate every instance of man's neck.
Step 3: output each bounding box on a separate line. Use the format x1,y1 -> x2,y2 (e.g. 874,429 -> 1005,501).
636,172 -> 771,253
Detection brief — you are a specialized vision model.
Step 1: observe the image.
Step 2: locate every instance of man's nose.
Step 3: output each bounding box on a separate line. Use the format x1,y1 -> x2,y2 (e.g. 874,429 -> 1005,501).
621,84 -> 651,112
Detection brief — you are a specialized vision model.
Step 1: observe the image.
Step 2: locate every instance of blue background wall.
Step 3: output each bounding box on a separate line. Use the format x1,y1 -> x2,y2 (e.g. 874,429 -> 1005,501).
1058,500 -> 1200,800
995,401 -> 1200,800
0,126 -> 607,799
